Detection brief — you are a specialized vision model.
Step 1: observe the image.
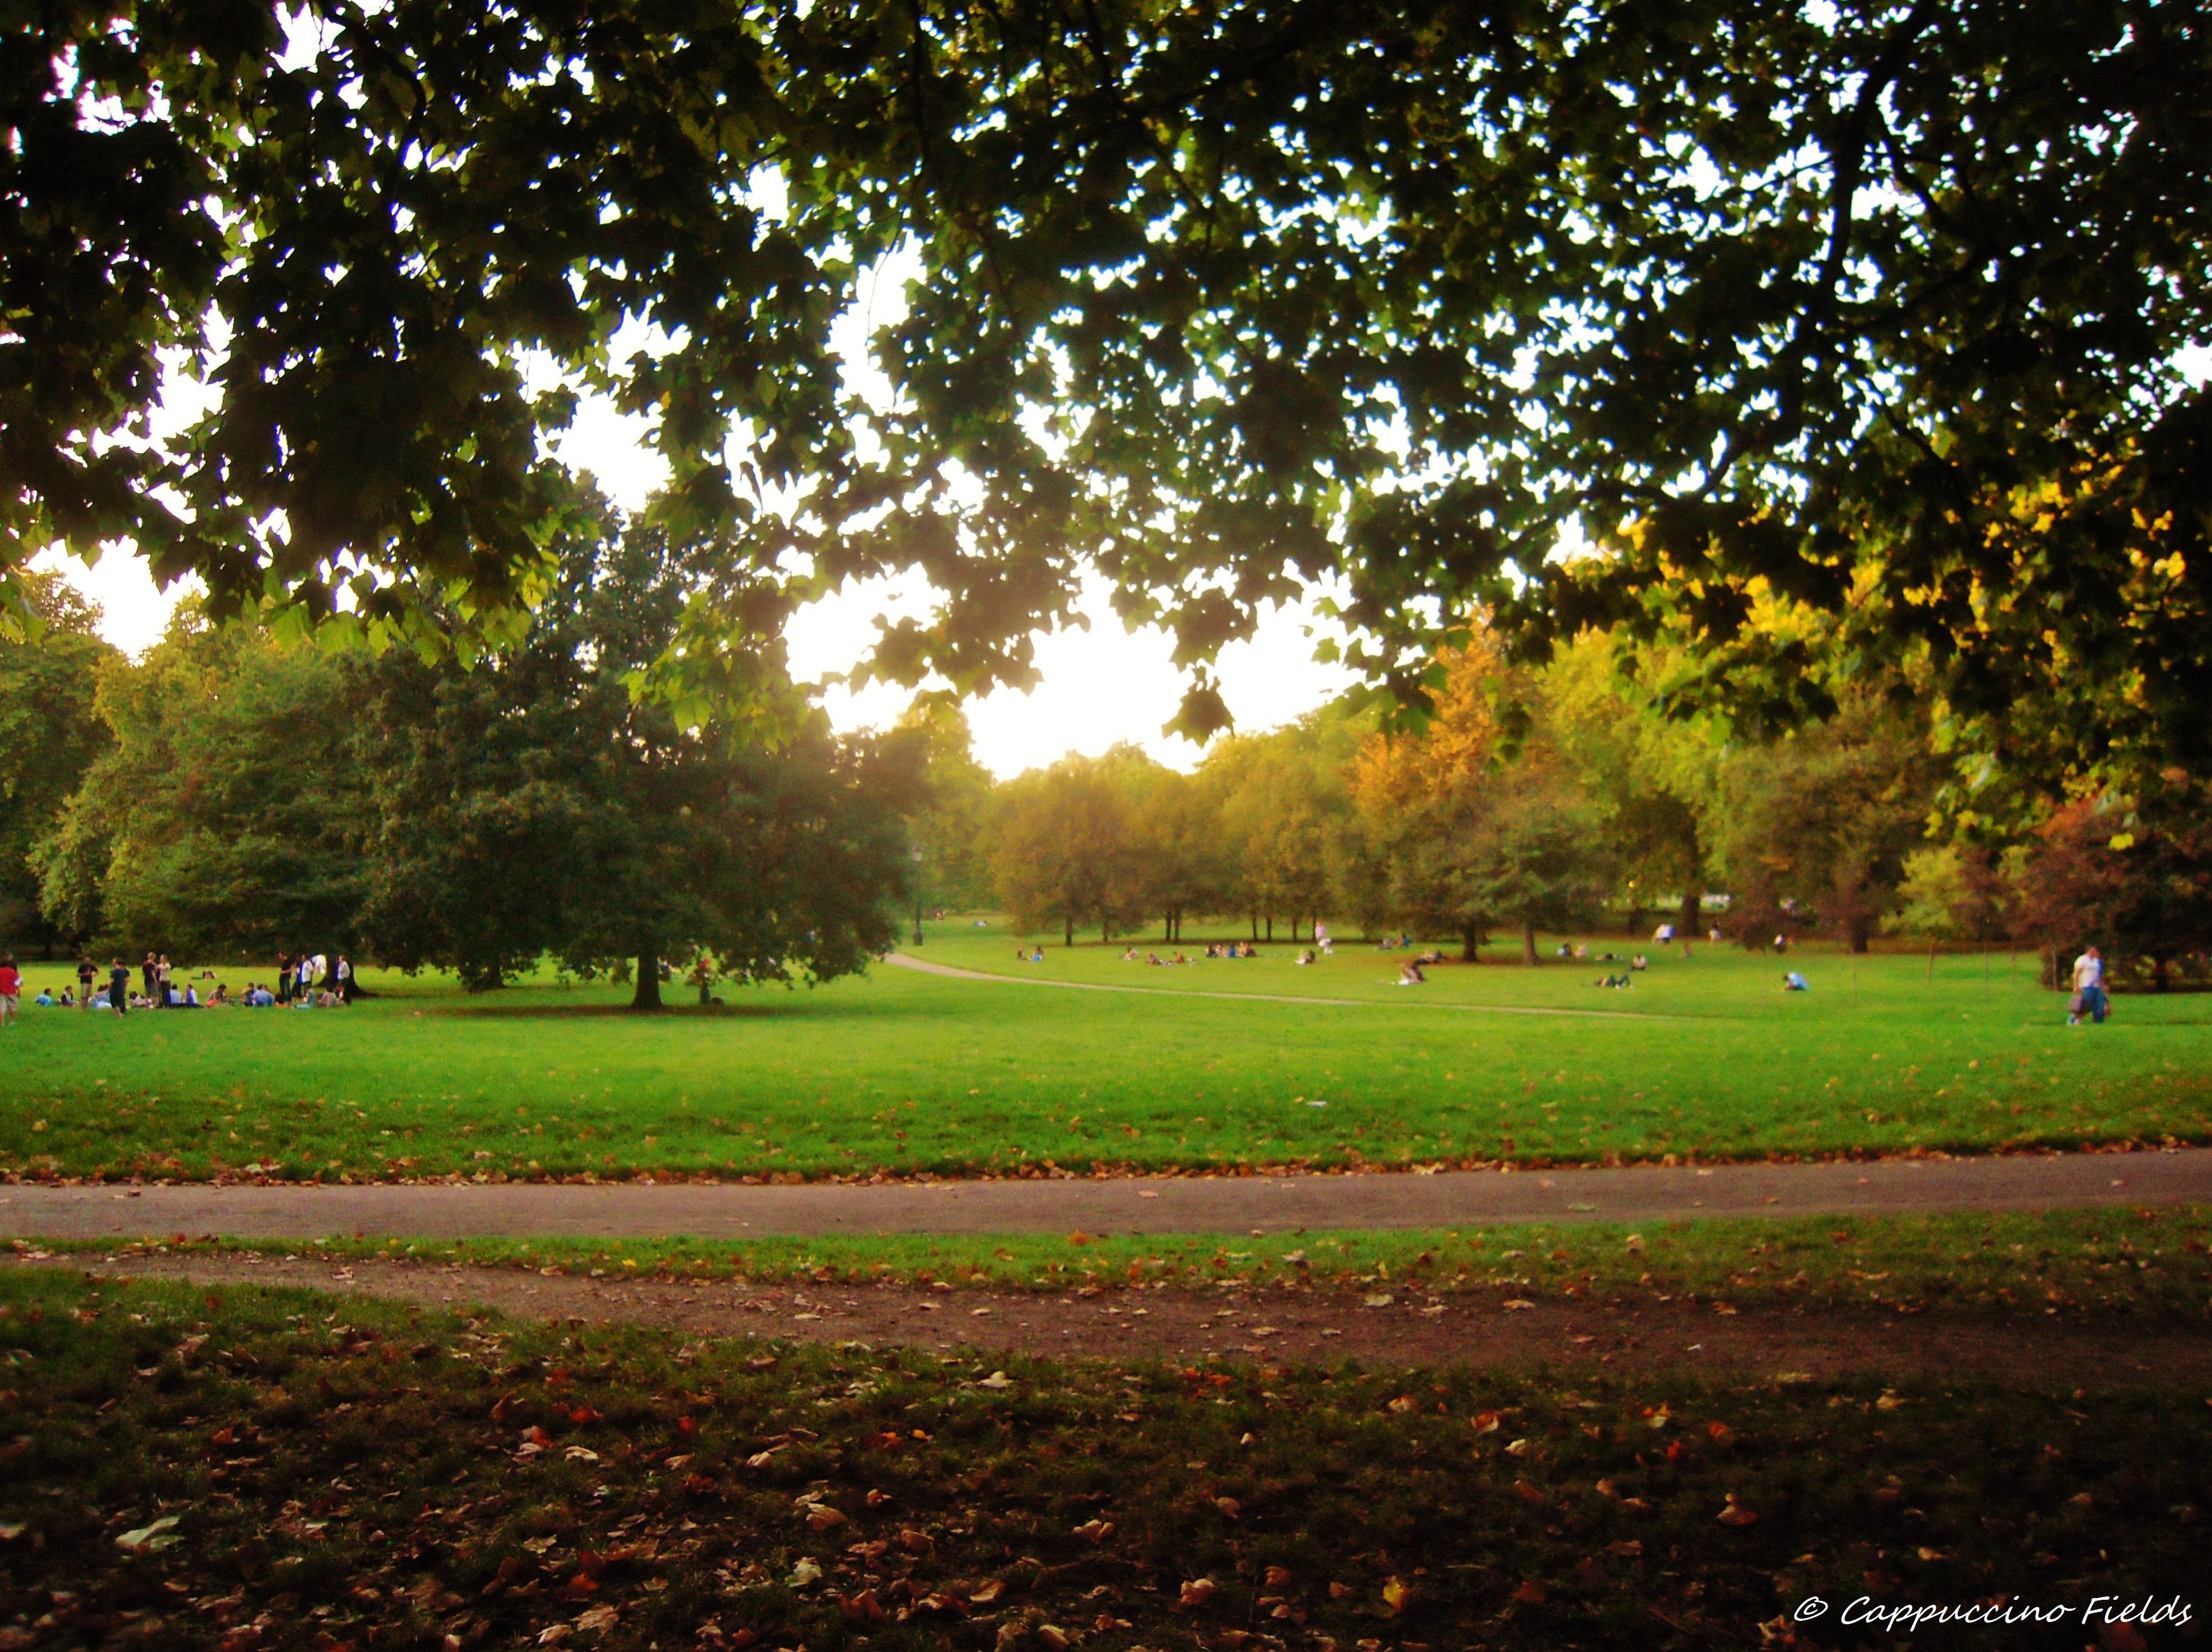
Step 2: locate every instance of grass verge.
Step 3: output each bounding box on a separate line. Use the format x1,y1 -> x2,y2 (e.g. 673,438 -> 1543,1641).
5,938 -> 2211,1184
0,1269 -> 2202,1652
32,1206 -> 2212,1320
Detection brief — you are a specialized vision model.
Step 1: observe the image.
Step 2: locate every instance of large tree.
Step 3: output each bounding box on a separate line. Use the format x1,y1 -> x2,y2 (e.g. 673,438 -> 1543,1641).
38,615 -> 368,960
1353,638 -> 1609,960
992,755 -> 1148,946
0,573 -> 119,954
10,2 -> 2208,799
360,510 -> 920,1007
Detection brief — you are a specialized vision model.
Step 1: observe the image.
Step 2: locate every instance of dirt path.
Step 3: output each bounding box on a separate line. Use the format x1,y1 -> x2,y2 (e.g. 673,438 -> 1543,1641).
885,950 -> 1674,1019
4,1148 -> 2205,1242
16,1251 -> 2206,1388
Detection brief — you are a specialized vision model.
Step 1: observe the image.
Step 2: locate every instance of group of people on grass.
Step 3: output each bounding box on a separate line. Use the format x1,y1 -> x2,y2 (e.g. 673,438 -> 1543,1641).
0,948 -> 357,1017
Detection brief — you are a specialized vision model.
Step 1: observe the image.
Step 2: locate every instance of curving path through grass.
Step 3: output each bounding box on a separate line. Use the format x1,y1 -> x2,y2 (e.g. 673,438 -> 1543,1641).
884,950 -> 1681,1020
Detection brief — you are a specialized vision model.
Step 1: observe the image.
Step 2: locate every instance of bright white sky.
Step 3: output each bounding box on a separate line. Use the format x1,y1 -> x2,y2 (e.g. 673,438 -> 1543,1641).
30,502 -> 1356,784
31,205 -> 1358,779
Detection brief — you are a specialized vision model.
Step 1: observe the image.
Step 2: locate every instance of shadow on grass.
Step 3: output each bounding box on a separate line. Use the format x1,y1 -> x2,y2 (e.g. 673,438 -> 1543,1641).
415,997 -> 932,1022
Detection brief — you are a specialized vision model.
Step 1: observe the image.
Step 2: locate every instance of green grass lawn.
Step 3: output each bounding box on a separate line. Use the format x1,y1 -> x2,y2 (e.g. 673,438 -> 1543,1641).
3,923 -> 2208,1183
1,1267 -> 2201,1652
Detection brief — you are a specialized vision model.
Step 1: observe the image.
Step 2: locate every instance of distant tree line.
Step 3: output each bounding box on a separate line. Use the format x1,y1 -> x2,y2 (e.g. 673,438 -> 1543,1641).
9,510 -> 921,1008
8,579 -> 2209,994
931,637 -> 2212,990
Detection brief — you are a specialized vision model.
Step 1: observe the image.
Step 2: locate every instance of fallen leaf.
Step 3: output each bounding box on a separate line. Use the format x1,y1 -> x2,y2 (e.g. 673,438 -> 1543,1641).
1328,1582 -> 1355,1600
1263,1565 -> 1295,1587
1716,1494 -> 1759,1527
1510,1581 -> 1546,1605
970,1580 -> 1007,1606
1504,1438 -> 1530,1458
1502,1298 -> 1536,1311
574,1605 -> 618,1634
1604,1539 -> 1643,1558
1380,1578 -> 1411,1615
978,1371 -> 1014,1390
1471,1411 -> 1501,1435
745,1355 -> 778,1370
116,1515 -> 183,1553
569,1406 -> 602,1426
1362,1293 -> 1394,1308
1035,1628 -> 1070,1651
866,1488 -> 894,1507
804,1504 -> 849,1532
787,1558 -> 823,1589
1073,1519 -> 1115,1545
537,1628 -> 570,1647
1179,1578 -> 1218,1608
1513,1479 -> 1545,1505
1387,1396 -> 1418,1413
837,1590 -> 887,1624
1214,1496 -> 1242,1519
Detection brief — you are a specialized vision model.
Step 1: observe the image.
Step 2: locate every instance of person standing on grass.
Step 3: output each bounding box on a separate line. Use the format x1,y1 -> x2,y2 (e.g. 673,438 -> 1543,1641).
2069,945 -> 2109,1026
336,955 -> 353,1002
0,955 -> 19,1027
276,952 -> 293,1004
108,958 -> 131,1016
76,954 -> 95,1011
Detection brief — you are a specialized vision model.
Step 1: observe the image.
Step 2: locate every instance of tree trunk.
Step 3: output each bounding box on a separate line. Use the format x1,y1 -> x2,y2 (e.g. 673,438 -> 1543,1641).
1522,921 -> 1538,967
1264,914 -> 1273,941
1849,915 -> 1871,954
1460,927 -> 1482,963
1624,902 -> 1645,939
631,948 -> 662,1010
1678,887 -> 1701,937
1065,916 -> 1074,947
1250,912 -> 1259,940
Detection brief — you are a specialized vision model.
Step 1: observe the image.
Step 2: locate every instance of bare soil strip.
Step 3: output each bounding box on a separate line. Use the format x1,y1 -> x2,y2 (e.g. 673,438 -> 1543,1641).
21,1253 -> 2209,1388
3,1147 -> 2205,1242
885,949 -> 1674,1019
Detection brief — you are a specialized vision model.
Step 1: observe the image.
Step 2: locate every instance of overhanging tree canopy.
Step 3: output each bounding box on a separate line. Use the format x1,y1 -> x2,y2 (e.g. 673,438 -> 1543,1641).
9,0 -> 2208,797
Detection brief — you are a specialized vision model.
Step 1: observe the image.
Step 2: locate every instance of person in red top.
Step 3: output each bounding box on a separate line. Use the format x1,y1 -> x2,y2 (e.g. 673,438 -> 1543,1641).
0,955 -> 19,1027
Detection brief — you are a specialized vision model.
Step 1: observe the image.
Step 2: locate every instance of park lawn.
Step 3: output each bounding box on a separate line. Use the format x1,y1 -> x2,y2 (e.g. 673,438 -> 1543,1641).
2,933 -> 2208,1183
1,1268 -> 2202,1652
47,1206 -> 2212,1320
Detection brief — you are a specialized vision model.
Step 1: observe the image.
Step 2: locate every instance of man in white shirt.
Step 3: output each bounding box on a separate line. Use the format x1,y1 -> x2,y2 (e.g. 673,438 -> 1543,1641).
2069,946 -> 2108,1025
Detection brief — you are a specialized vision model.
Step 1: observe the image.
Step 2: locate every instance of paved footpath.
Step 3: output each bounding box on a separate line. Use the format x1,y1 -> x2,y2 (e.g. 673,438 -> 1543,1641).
2,1149 -> 2205,1243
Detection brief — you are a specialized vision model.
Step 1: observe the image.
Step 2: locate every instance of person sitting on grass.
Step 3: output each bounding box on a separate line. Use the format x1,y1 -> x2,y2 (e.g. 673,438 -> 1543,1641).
1122,947 -> 1140,962
35,987 -> 56,1008
207,983 -> 231,1005
1170,952 -> 1189,965
245,984 -> 275,1006
1398,958 -> 1426,985
1295,948 -> 1315,965
1631,954 -> 1649,970
1783,970 -> 1810,991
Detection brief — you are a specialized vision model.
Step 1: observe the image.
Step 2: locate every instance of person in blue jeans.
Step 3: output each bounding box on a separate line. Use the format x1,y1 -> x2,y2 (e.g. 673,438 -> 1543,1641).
2069,945 -> 2108,1025
108,958 -> 132,1016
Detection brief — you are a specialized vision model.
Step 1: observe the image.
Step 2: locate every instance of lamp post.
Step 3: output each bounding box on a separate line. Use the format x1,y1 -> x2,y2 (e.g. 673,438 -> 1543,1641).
911,845 -> 926,945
